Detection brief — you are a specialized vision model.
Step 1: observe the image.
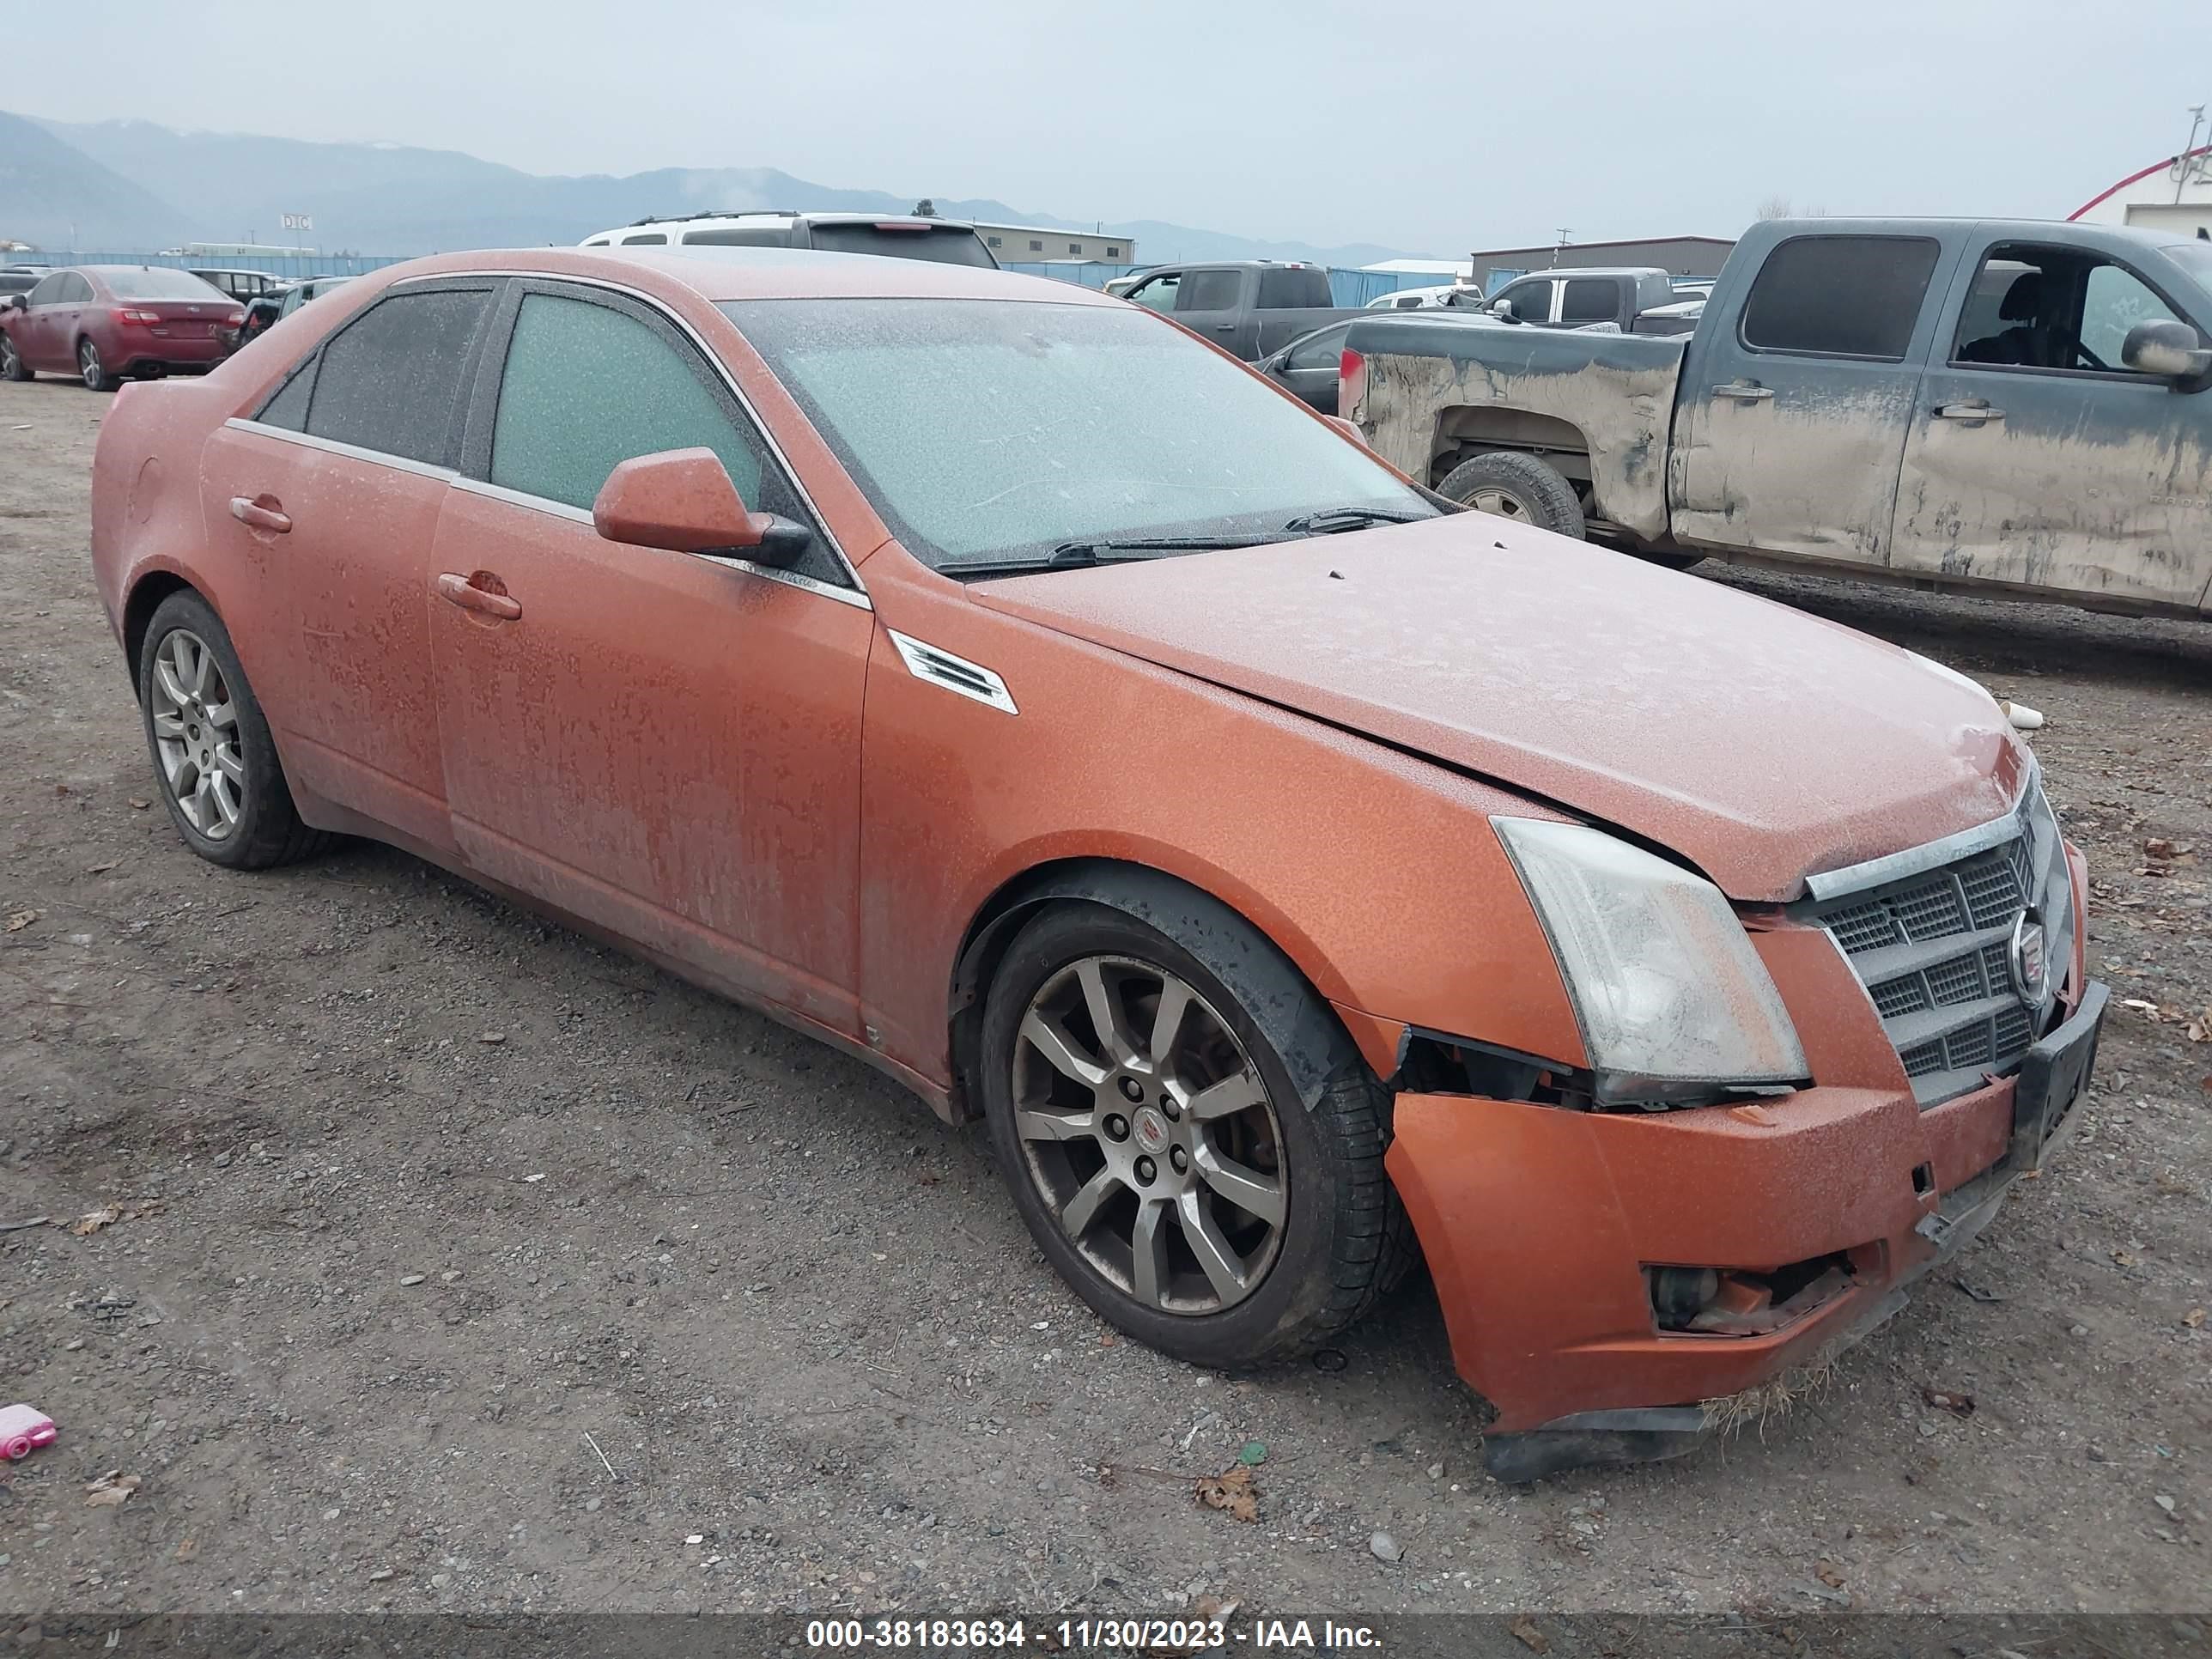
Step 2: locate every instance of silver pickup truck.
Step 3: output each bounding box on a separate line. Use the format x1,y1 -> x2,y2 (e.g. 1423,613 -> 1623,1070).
1343,216 -> 2212,617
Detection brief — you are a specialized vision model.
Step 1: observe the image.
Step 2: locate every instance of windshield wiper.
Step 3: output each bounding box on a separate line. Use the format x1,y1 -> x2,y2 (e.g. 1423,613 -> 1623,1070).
1281,506 -> 1431,535
949,534 -> 1281,578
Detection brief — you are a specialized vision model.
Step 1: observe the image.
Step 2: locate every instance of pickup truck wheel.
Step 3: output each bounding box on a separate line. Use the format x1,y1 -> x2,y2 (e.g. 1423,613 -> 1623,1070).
1437,452 -> 1586,539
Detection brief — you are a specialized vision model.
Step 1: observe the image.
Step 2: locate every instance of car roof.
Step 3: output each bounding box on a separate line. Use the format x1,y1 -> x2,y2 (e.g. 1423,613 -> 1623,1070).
1500,266 -> 1670,281
585,211 -> 987,242
375,245 -> 1120,307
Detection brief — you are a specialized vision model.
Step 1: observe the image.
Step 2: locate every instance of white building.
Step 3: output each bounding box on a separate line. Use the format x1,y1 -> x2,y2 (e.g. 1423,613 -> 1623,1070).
2069,143 -> 2212,238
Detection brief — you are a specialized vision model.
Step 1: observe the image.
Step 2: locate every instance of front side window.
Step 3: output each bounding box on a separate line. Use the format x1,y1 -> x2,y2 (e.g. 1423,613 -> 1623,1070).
723,298 -> 1433,573
489,292 -> 765,514
1740,234 -> 1939,360
27,274 -> 66,307
1176,270 -> 1242,312
1499,282 -> 1552,322
1126,272 -> 1181,313
1285,324 -> 1349,370
1559,278 -> 1616,323
304,287 -> 495,467
1951,244 -> 2191,374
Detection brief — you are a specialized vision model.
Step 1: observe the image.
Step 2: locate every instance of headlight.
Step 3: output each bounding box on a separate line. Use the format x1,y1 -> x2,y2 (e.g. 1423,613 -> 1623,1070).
1494,817 -> 1807,1106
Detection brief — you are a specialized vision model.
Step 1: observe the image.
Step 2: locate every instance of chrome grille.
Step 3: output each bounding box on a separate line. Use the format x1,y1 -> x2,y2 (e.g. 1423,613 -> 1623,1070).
1799,781 -> 2075,1107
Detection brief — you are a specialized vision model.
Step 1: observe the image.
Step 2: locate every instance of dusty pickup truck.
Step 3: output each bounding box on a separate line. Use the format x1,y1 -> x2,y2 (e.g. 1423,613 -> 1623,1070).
1118,260 -> 1360,362
1344,217 -> 2212,617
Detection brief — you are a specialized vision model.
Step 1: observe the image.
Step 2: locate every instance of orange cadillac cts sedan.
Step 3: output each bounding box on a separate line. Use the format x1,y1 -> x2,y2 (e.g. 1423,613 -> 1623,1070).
90,248 -> 2106,1480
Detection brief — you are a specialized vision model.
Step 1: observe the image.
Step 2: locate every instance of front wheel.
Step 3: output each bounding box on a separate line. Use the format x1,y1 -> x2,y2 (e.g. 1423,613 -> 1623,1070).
981,897 -> 1409,1368
78,337 -> 118,392
1436,450 -> 1586,538
0,335 -> 28,381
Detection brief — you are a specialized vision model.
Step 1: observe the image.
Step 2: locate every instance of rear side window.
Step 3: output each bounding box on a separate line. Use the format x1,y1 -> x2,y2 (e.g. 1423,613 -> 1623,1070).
1176,270 -> 1243,312
620,233 -> 668,246
59,273 -> 94,303
805,224 -> 996,267
1255,267 -> 1331,308
305,288 -> 494,467
683,226 -> 796,247
1740,235 -> 1940,361
257,362 -> 317,431
489,292 -> 765,514
1559,279 -> 1616,323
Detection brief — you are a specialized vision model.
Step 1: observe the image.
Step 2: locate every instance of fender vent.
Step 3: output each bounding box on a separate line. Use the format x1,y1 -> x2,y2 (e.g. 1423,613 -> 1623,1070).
886,630 -> 1018,714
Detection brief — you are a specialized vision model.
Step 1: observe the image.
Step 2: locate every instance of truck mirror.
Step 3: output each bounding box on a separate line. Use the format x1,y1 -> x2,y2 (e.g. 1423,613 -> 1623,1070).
2121,319 -> 2212,384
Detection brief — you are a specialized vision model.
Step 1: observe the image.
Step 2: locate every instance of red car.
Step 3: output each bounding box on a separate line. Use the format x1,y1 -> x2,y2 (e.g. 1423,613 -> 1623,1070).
0,265 -> 245,391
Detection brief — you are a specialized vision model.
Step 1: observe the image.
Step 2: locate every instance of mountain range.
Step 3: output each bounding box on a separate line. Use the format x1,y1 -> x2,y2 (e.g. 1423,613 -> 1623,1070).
0,111 -> 1435,269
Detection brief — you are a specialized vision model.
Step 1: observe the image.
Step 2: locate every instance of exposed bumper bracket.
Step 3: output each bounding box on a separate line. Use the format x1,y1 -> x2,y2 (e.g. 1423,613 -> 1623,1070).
1480,1407 -> 1710,1483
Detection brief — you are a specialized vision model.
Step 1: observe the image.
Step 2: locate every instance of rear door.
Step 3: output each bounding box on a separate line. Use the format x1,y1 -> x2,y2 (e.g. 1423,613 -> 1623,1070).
425,280 -> 874,1030
1890,234 -> 2212,611
1670,231 -> 1955,564
197,277 -> 501,852
1558,277 -> 1620,329
1173,267 -> 1253,356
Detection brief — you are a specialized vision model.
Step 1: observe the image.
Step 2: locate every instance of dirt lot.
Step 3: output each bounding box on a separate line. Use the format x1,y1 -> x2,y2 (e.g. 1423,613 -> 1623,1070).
2,375 -> 2207,1624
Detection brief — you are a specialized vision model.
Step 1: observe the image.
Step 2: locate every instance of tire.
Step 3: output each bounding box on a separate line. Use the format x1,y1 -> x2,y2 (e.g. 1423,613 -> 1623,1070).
980,895 -> 1412,1368
78,337 -> 118,393
1436,450 -> 1587,538
0,335 -> 28,381
137,589 -> 331,870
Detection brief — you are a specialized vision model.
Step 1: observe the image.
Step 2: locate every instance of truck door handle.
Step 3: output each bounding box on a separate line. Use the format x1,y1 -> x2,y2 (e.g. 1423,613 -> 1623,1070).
1934,401 -> 2004,422
1212,323 -> 1237,331
1710,382 -> 1774,402
436,572 -> 522,620
229,495 -> 291,532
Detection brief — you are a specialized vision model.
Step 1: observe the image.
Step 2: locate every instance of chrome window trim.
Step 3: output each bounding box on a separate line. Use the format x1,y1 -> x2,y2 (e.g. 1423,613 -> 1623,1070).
222,417 -> 458,481
390,266 -> 866,599
451,478 -> 872,611
886,629 -> 1018,714
451,475 -> 595,524
1803,775 -> 2033,901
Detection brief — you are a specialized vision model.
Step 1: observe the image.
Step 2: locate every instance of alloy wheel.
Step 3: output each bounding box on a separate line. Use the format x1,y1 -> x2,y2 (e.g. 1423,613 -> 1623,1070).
149,629 -> 244,841
1465,487 -> 1532,520
79,340 -> 100,388
1012,955 -> 1287,1314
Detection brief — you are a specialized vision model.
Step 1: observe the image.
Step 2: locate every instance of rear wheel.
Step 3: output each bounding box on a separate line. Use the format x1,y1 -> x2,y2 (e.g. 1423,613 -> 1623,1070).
0,335 -> 28,381
1437,450 -> 1586,538
78,337 -> 117,393
981,896 -> 1409,1368
137,590 -> 330,869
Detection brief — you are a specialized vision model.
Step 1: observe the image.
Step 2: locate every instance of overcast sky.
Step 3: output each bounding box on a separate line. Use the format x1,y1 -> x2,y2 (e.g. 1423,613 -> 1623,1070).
11,0 -> 2208,253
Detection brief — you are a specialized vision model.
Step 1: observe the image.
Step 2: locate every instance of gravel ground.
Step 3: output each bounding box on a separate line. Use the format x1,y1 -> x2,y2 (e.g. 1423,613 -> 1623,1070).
1,377 -> 2206,1622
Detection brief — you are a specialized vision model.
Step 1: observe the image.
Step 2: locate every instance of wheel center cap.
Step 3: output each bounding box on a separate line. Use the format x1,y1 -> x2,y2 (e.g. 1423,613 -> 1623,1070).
1132,1106 -> 1171,1153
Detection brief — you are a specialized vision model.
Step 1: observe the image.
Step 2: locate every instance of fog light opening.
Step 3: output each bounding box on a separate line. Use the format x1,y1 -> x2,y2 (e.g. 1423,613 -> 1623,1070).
1648,1253 -> 1856,1335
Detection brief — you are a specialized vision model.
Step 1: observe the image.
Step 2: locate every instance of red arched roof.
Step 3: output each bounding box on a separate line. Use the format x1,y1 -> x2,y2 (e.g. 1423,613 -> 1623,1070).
2069,144 -> 2212,221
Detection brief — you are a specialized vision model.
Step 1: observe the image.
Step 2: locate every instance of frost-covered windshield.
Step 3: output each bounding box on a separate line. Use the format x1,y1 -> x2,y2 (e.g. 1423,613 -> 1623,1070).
722,298 -> 1432,571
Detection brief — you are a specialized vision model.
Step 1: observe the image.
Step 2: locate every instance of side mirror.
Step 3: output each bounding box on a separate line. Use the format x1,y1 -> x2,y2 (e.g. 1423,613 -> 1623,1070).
2121,318 -> 2212,384
4,294 -> 24,312
591,447 -> 813,567
1488,298 -> 1512,316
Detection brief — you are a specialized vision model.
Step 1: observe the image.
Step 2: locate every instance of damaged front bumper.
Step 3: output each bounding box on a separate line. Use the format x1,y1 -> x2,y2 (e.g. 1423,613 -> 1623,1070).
1384,975 -> 2108,1482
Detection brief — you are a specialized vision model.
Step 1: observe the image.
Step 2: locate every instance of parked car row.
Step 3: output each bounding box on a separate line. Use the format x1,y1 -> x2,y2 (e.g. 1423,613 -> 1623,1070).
88,239 -> 2107,1481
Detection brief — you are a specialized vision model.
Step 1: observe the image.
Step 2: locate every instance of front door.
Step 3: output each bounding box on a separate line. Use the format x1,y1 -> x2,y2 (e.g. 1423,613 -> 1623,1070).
1672,231 -> 1955,565
426,281 -> 873,1031
1272,322 -> 1350,413
195,277 -> 501,851
1890,236 -> 2212,612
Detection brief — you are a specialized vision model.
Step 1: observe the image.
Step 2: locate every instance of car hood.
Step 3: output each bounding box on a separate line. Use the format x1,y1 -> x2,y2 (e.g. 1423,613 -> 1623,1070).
969,517 -> 2028,902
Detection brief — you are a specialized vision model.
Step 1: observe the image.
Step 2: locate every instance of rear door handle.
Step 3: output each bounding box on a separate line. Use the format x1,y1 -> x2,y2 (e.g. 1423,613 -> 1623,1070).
1710,382 -> 1774,402
436,572 -> 522,620
1934,401 -> 2004,422
229,495 -> 291,532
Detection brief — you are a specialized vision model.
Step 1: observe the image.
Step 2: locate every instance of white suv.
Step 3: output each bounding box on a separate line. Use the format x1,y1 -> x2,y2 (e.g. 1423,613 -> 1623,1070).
580,212 -> 998,269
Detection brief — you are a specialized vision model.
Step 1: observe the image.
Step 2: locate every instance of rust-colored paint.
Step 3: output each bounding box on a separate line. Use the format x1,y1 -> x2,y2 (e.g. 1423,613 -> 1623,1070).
88,246 -> 2094,1443
591,447 -> 771,552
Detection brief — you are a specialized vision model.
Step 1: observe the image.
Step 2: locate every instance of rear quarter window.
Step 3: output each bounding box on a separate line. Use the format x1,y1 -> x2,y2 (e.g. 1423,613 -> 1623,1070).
805,224 -> 997,267
1740,234 -> 1942,360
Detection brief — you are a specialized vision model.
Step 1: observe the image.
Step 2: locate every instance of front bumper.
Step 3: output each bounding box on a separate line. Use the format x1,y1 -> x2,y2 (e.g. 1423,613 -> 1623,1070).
1382,902 -> 2105,1480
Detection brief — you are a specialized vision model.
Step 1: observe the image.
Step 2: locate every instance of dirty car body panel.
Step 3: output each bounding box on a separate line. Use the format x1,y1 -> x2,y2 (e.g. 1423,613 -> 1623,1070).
88,244 -> 2106,1478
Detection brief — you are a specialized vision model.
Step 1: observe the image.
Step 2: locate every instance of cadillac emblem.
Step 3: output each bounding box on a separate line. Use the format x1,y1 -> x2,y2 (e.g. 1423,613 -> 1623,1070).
2008,910 -> 2049,1005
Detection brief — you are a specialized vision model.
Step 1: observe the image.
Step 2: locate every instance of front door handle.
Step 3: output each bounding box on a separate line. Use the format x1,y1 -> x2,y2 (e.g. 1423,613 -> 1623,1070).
436,571 -> 522,620
1710,382 -> 1774,402
1934,401 -> 2004,422
229,495 -> 291,532
1213,323 -> 1237,331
